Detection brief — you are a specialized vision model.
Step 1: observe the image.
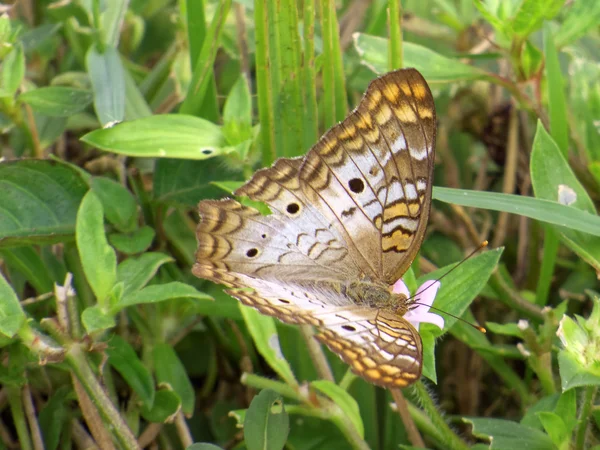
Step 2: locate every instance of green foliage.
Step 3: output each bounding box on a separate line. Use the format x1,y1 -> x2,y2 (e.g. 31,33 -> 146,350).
0,0 -> 599,449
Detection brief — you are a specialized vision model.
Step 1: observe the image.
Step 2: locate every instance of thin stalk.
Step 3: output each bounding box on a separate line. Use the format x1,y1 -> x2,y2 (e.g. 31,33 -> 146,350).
388,0 -> 402,70
300,325 -> 335,382
575,386 -> 597,450
6,386 -> 33,450
241,373 -> 303,402
22,385 -> 44,450
339,369 -> 358,391
67,344 -> 140,449
390,388 -> 424,448
489,271 -> 544,322
411,381 -> 470,450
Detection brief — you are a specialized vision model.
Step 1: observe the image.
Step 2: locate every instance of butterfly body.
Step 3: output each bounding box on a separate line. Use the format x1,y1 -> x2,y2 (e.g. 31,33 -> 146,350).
194,68 -> 436,388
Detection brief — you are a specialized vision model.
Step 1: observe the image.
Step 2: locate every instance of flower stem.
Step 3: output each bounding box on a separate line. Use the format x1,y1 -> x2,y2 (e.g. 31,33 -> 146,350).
411,381 -> 469,450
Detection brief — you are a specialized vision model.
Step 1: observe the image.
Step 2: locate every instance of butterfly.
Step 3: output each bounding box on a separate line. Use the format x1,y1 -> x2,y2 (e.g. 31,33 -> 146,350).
193,68 -> 437,388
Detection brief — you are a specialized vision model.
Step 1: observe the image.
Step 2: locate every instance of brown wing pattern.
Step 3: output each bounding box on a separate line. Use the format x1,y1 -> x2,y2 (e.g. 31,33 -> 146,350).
299,69 -> 436,284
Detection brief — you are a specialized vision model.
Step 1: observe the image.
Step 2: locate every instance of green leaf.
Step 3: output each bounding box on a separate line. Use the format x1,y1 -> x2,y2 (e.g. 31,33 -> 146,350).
554,389 -> 577,432
18,87 -> 93,117
81,305 -> 116,333
433,187 -> 600,237
420,330 -> 437,384
485,322 -> 523,338
240,306 -> 297,386
91,177 -> 138,232
223,75 -> 253,144
0,159 -> 89,248
419,248 -> 503,334
536,412 -> 568,448
510,0 -> 564,39
555,1 -> 600,47
76,191 -> 117,304
141,388 -> 181,423
0,43 -> 24,97
38,386 -> 71,450
0,271 -> 25,338
116,252 -> 174,296
530,121 -> 600,270
464,417 -> 555,450
153,158 -> 240,207
1,246 -> 54,293
116,282 -> 212,311
557,349 -> 600,391
353,34 -> 486,82
109,226 -> 155,254
86,45 -> 125,126
244,389 -> 289,450
544,25 -> 568,155
311,380 -> 364,438
153,343 -> 195,415
106,335 -> 155,408
81,115 -> 228,159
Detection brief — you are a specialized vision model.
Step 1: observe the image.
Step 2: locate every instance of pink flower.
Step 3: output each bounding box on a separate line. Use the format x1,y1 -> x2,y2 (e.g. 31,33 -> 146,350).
392,279 -> 444,331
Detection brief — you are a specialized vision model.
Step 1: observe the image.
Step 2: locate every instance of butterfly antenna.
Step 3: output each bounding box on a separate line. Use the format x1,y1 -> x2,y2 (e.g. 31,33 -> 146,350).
407,240 -> 489,333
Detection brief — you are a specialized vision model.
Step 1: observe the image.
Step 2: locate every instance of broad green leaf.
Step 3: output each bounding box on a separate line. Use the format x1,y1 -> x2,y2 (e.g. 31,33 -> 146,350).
0,159 -> 89,248
0,271 -> 25,338
141,389 -> 181,423
81,115 -> 228,160
418,248 -> 502,382
240,306 -> 297,386
433,187 -> 600,237
223,75 -> 253,145
86,45 -> 125,126
311,380 -> 364,438
0,43 -> 24,97
531,122 -> 600,270
153,158 -> 241,207
418,248 -> 503,333
153,343 -> 195,415
1,246 -> 54,293
537,412 -> 567,448
91,177 -> 138,232
544,25 -> 568,155
109,226 -> 155,255
116,252 -> 174,296
81,305 -> 116,333
106,335 -> 155,408
510,0 -> 564,39
18,87 -> 93,117
464,417 -> 555,450
76,191 -> 117,304
558,351 -> 600,390
116,282 -> 212,311
555,1 -> 600,47
554,389 -> 577,432
244,389 -> 289,450
353,34 -> 486,82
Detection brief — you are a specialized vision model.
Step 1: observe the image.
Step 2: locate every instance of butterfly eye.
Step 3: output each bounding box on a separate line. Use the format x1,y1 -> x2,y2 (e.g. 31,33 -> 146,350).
342,325 -> 356,332
348,178 -> 365,193
286,203 -> 300,215
246,248 -> 259,258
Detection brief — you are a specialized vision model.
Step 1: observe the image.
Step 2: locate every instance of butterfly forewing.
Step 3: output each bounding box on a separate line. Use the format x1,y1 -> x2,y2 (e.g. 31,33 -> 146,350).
194,68 -> 436,388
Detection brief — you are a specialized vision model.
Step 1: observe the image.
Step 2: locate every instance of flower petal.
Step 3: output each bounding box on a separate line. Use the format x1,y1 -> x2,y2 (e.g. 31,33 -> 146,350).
392,278 -> 410,297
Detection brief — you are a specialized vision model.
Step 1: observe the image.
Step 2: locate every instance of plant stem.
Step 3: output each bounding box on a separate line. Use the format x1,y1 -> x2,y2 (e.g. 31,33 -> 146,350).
489,271 -> 544,321
390,388 -> 424,448
241,373 -> 302,402
575,386 -> 597,450
67,343 -> 140,449
411,381 -> 470,450
300,325 -> 335,382
6,386 -> 33,450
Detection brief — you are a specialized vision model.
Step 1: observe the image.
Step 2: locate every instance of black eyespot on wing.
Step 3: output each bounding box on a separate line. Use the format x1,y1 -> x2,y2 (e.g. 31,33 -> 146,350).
201,149 -> 213,155
261,234 -> 267,239
342,325 -> 356,332
278,298 -> 291,304
348,178 -> 365,193
286,203 -> 300,214
246,248 -> 259,258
